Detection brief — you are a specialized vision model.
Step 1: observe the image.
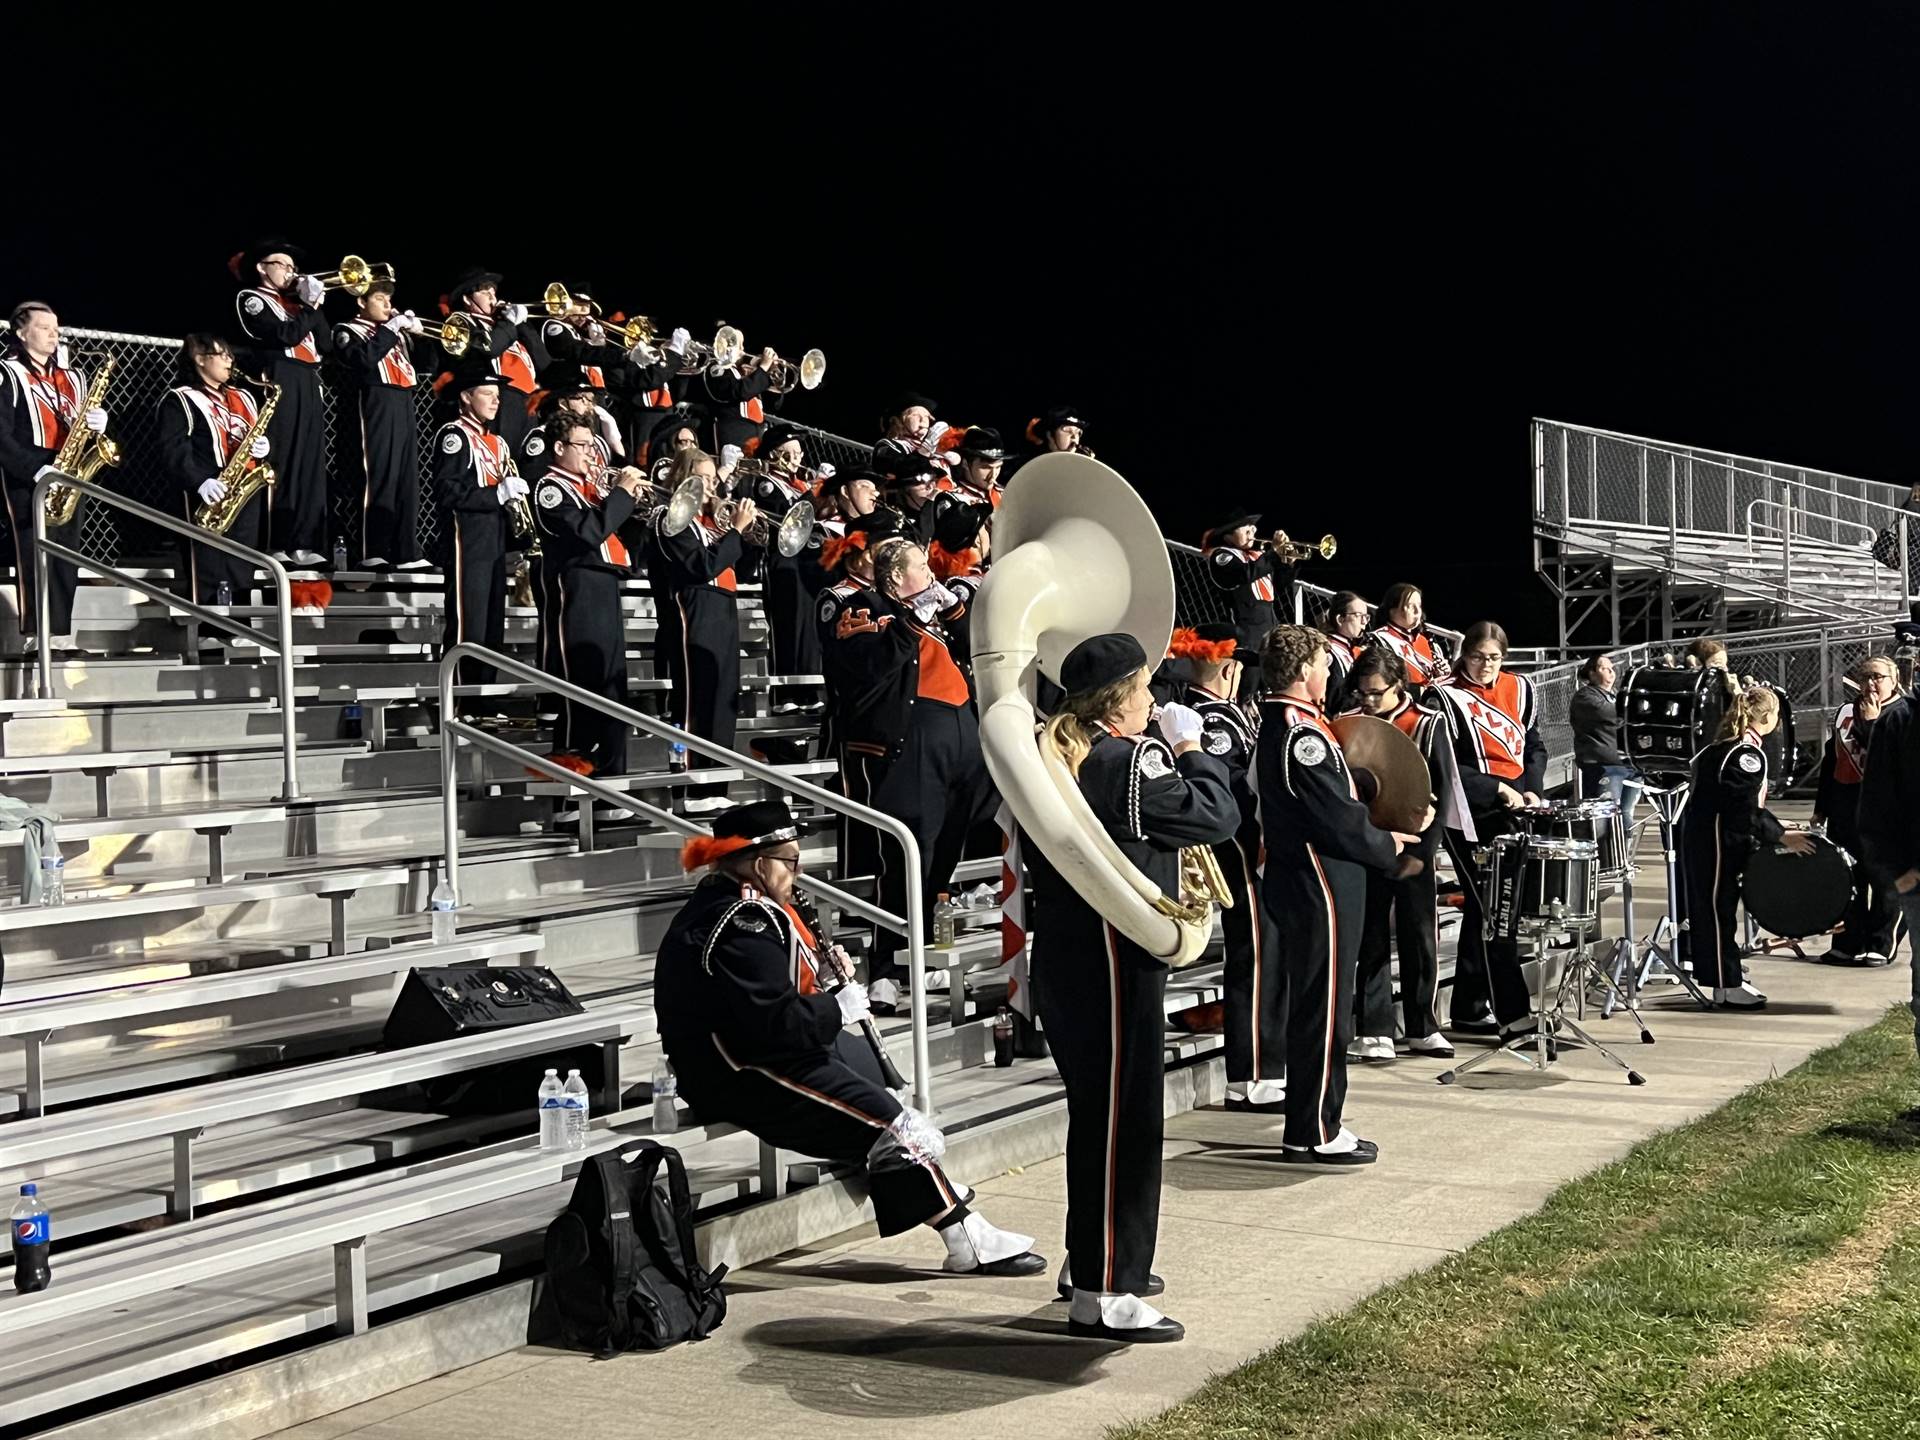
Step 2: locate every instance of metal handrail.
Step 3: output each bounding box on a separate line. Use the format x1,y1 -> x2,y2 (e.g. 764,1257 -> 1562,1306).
1533,416 -> 1901,499
1161,540 -> 1468,646
1745,498 -> 1879,550
29,474 -> 303,802
436,643 -> 935,1113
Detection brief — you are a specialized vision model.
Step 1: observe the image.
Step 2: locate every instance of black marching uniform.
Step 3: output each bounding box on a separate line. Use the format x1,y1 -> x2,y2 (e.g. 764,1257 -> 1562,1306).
1188,684 -> 1287,1090
750,465 -> 825,681
1431,672 -> 1547,1027
818,571 -> 892,884
1029,726 -> 1237,1294
533,464 -> 636,774
703,360 -> 774,455
1205,541 -> 1297,660
1815,701 -> 1902,961
1254,700 -> 1400,1149
155,381 -> 264,604
1681,734 -> 1785,990
1354,695 -> 1457,1043
331,317 -> 421,567
0,348 -> 88,639
235,284 -> 330,556
450,303 -> 543,454
649,511 -> 743,800
654,876 -> 964,1233
432,414 -> 513,685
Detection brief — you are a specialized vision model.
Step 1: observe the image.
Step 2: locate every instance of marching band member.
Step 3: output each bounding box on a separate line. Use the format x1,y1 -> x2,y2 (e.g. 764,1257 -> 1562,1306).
654,800 -> 1043,1279
625,326 -> 693,454
818,512 -> 907,888
1323,589 -> 1372,700
704,343 -> 779,455
1008,405 -> 1090,482
433,359 -> 528,687
875,448 -> 943,548
643,405 -> 707,469
928,426 -> 1005,574
331,279 -> 426,570
231,238 -> 331,566
1570,652 -> 1639,818
0,301 -> 101,653
1170,624 -> 1287,1110
1202,509 -> 1298,689
537,281 -> 629,408
818,466 -> 881,533
519,385 -> 605,482
745,423 -> 823,685
1682,685 -> 1814,1007
534,416 -> 645,777
839,538 -> 997,1014
1254,625 -> 1425,1165
1430,620 -> 1546,1037
1813,655 -> 1904,964
155,335 -> 271,610
875,392 -> 940,459
649,447 -> 753,815
1369,583 -> 1452,687
1030,632 -> 1237,1342
1344,646 -> 1460,1061
443,267 -> 541,452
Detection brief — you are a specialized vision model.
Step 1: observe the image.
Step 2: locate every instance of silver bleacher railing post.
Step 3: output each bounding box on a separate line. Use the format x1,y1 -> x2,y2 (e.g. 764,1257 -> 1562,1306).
332,1237 -> 370,1334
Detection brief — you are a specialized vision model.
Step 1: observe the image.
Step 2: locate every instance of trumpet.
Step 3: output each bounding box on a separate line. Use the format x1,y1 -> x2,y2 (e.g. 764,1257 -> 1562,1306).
310,254 -> 395,297
1262,531 -> 1338,563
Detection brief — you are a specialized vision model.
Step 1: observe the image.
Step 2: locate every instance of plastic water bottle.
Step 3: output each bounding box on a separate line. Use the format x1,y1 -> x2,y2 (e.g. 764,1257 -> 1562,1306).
12,1183 -> 50,1293
994,1006 -> 1015,1068
537,1069 -> 566,1151
429,881 -> 456,945
562,1069 -> 590,1150
933,892 -> 956,949
214,579 -> 233,608
669,741 -> 689,773
332,536 -> 349,572
652,1060 -> 679,1135
38,855 -> 64,908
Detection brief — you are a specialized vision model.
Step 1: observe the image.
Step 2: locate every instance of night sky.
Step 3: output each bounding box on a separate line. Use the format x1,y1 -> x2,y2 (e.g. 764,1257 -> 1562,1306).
11,7 -> 1913,646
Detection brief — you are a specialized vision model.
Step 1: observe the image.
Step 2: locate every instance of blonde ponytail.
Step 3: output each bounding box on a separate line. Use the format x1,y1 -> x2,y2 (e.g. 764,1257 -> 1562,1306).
1717,685 -> 1779,741
1040,664 -> 1153,777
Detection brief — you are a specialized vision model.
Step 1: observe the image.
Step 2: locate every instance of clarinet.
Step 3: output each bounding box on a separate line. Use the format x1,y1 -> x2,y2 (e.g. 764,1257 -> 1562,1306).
791,890 -> 907,1091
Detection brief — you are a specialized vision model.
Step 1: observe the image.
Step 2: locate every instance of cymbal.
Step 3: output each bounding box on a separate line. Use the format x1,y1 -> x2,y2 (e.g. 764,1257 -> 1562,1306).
1329,713 -> 1432,834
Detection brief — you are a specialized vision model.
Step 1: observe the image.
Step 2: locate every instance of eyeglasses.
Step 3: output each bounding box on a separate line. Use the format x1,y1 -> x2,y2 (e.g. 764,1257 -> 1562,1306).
1355,686 -> 1394,700
1341,609 -> 1370,620
1464,651 -> 1504,665
763,853 -> 802,870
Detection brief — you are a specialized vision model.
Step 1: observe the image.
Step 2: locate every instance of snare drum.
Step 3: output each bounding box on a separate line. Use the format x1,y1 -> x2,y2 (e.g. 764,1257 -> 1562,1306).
1487,834 -> 1599,943
1520,799 -> 1628,879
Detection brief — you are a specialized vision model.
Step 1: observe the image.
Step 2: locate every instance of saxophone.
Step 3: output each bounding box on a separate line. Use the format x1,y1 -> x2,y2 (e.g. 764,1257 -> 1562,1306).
44,357 -> 122,526
193,382 -> 282,534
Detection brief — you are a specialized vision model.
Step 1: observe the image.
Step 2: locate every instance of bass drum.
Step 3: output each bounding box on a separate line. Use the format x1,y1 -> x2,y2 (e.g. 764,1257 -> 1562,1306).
1741,831 -> 1855,938
1754,682 -> 1809,789
1618,664 -> 1728,777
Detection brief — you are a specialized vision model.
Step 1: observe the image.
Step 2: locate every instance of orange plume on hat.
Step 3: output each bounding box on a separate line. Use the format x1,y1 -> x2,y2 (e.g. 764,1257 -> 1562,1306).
1168,627 -> 1236,665
937,425 -> 969,454
928,541 -> 981,579
289,580 -> 333,612
679,833 -> 754,871
534,753 -> 594,780
821,531 -> 870,571
1025,417 -> 1044,445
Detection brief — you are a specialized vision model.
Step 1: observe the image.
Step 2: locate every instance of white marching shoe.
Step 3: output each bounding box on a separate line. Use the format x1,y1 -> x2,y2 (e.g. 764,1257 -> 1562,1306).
1714,981 -> 1768,1009
1057,1259 -> 1164,1300
939,1212 -> 1044,1277
1067,1289 -> 1185,1343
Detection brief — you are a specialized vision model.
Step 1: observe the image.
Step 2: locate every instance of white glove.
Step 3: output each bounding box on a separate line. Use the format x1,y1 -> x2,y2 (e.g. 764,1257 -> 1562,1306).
497,476 -> 530,504
249,435 -> 271,459
720,443 -> 743,472
198,478 -> 227,504
835,983 -> 872,1025
667,326 -> 691,355
83,407 -> 108,433
1156,702 -> 1205,749
924,420 -> 951,450
817,462 -> 836,480
627,340 -> 659,366
907,581 -> 958,623
295,274 -> 325,307
583,321 -> 606,348
503,303 -> 529,326
32,464 -> 59,482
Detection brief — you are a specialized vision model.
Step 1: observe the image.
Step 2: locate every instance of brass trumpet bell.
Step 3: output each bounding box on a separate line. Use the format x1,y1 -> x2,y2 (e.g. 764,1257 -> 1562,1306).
767,347 -> 828,394
313,254 -> 396,297
1271,532 -> 1337,563
423,312 -> 475,358
712,324 -> 746,368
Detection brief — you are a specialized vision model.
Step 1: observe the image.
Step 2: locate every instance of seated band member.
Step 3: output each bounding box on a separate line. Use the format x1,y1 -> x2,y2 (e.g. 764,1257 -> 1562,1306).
1202,509 -> 1299,683
432,360 -> 528,687
1344,646 -> 1460,1062
1323,589 -> 1372,702
1169,624 -> 1287,1110
231,237 -> 331,566
1813,655 -> 1904,964
0,301 -> 105,653
155,335 -> 272,614
1430,620 -> 1546,1038
535,417 -> 644,777
1029,633 -> 1238,1342
1255,625 -> 1425,1165
443,267 -> 542,453
649,447 -> 753,815
855,540 -> 998,1013
1368,582 -> 1452,688
653,800 -> 1042,1278
332,279 -> 427,570
1684,686 -> 1815,1007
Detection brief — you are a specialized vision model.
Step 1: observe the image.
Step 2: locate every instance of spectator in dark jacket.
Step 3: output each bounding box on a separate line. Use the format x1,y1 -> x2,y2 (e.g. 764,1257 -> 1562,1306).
1854,691 -> 1920,1051
1570,652 -> 1638,821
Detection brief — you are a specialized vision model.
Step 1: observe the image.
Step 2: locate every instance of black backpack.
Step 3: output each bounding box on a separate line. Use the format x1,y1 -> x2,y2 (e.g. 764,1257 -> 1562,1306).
529,1142 -> 728,1356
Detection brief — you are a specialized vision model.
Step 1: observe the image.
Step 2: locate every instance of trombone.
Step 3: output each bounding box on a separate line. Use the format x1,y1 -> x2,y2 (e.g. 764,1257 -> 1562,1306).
707,323 -> 826,391
310,254 -> 396,297
419,313 -> 477,357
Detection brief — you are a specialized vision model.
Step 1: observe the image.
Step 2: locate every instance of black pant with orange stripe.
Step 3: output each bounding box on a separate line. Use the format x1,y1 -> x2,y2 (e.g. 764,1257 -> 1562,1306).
1267,848 -> 1367,1149
542,561 -> 630,775
671,1031 -> 959,1235
1220,833 -> 1287,1083
441,508 -> 507,686
654,585 -> 739,800
3,477 -> 78,641
1355,856 -> 1441,1040
356,386 -> 419,567
264,364 -> 326,557
1441,825 -> 1533,1026
836,741 -> 893,885
1031,916 -> 1169,1297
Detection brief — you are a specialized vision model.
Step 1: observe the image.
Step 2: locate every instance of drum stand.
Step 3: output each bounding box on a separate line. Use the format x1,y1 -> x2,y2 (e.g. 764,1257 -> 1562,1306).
1624,783 -> 1714,1010
1437,913 -> 1648,1085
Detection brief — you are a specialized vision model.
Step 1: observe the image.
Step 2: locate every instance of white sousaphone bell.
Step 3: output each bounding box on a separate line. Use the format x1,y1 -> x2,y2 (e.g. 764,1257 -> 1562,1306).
974,453 -> 1225,965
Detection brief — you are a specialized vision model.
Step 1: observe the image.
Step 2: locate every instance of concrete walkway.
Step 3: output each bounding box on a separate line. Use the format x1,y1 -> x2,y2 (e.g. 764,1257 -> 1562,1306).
271,861 -> 1914,1438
